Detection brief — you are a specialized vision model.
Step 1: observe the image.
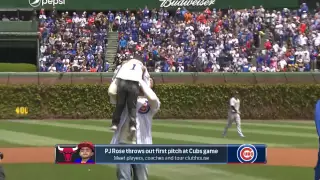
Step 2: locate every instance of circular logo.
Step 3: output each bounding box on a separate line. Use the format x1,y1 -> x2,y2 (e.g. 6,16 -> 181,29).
29,0 -> 41,7
138,101 -> 150,114
236,144 -> 258,163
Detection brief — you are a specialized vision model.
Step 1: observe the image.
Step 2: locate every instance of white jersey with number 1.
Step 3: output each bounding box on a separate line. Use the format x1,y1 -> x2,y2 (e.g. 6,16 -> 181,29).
110,80 -> 161,145
116,59 -> 144,82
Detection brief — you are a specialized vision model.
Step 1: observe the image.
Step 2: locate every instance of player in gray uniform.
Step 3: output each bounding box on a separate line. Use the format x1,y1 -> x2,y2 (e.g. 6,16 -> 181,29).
222,91 -> 245,138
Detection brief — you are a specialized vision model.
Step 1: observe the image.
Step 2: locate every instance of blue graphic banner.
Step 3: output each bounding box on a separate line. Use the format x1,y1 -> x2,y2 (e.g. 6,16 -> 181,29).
315,100 -> 320,137
94,144 -> 267,164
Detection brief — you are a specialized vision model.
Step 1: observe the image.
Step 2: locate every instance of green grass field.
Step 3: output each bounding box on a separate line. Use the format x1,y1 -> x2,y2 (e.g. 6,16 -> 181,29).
0,119 -> 317,180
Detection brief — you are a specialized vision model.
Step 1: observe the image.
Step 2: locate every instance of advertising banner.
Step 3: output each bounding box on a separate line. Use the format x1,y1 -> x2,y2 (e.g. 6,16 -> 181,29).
1,0 -> 299,10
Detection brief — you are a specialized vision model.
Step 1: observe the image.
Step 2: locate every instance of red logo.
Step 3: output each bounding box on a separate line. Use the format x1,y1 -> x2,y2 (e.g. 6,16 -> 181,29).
57,146 -> 78,162
239,147 -> 255,161
236,144 -> 258,163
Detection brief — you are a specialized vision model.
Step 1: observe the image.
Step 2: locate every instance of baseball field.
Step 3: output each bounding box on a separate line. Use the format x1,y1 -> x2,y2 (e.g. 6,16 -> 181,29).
0,119 -> 317,180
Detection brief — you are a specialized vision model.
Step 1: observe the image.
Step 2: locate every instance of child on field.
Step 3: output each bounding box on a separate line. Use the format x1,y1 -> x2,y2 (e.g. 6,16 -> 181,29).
109,56 -> 149,132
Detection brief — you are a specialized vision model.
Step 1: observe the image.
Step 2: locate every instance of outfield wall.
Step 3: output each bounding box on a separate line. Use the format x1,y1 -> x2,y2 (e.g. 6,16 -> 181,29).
3,83 -> 319,120
1,72 -> 320,85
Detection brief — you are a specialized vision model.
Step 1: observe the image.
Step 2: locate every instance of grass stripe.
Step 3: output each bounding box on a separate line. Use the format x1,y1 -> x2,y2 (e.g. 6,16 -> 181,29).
70,119 -> 316,130
152,124 -> 316,148
0,121 -> 188,145
179,119 -> 315,125
153,122 -> 316,138
0,123 -> 266,180
31,119 -> 315,127
9,120 -> 294,147
147,165 -> 269,180
0,120 -> 306,180
0,121 -> 114,145
210,165 -> 313,180
53,120 -> 315,147
0,130 -> 77,146
0,140 -> 32,147
158,120 -> 315,129
49,119 -> 316,134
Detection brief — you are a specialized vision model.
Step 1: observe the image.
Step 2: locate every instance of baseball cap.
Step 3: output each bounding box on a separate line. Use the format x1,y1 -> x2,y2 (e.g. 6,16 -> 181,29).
78,141 -> 94,151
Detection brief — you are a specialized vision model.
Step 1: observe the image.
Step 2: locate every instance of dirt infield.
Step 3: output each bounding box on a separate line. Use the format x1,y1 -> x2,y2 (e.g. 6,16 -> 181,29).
0,147 -> 317,167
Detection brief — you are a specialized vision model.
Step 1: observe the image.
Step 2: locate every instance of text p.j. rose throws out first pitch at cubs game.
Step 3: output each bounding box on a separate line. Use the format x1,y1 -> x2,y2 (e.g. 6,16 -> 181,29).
55,144 -> 266,164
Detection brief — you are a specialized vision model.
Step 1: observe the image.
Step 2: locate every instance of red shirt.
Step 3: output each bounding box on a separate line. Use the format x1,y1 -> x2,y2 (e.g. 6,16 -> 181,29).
264,41 -> 272,50
204,8 -> 211,15
197,14 -> 206,24
214,26 -> 220,33
90,67 -> 96,72
88,17 -> 95,25
136,45 -> 142,51
299,23 -> 306,34
66,18 -> 72,23
246,41 -> 251,49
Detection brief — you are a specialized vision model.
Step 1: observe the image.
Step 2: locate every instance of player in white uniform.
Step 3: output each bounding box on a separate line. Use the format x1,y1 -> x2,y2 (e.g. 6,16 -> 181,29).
111,78 -> 160,180
110,57 -> 146,132
222,91 -> 245,138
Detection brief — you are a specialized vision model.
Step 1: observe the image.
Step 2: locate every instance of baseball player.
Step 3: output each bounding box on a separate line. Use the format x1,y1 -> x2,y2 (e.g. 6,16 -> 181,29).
111,77 -> 160,180
110,56 -> 147,132
222,91 -> 245,138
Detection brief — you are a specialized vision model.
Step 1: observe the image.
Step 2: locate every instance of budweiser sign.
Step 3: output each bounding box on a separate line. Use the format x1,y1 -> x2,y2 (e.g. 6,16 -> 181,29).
159,0 -> 215,7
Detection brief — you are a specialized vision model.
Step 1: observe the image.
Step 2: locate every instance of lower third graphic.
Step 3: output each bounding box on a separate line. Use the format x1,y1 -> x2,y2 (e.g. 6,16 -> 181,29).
236,144 -> 258,163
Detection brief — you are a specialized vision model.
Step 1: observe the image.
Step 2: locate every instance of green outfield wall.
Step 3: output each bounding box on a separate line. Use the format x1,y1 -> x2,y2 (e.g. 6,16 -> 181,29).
2,84 -> 319,120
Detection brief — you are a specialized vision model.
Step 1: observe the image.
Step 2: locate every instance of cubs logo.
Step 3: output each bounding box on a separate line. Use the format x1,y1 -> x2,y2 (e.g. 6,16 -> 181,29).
236,144 -> 258,163
138,101 -> 150,114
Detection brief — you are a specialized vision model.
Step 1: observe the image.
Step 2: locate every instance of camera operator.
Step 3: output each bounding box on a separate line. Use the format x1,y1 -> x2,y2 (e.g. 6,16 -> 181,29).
0,152 -> 5,180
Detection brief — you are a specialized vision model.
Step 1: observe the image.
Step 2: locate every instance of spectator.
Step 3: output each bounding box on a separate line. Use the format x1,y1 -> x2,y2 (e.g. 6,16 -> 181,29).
110,3 -> 320,72
119,37 -> 127,51
38,9 -> 108,72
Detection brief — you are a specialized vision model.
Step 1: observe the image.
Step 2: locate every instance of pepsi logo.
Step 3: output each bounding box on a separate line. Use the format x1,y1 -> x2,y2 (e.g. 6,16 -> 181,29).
236,144 -> 258,163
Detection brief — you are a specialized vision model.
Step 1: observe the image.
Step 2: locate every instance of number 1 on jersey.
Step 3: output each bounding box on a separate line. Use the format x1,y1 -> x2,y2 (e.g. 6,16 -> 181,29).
131,64 -> 136,70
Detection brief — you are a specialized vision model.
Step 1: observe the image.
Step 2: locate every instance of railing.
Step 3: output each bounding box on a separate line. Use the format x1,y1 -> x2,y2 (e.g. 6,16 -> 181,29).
0,72 -> 320,85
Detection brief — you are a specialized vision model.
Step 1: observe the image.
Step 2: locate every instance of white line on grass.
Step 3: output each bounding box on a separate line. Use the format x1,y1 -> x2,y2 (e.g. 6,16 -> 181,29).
9,120 -> 293,147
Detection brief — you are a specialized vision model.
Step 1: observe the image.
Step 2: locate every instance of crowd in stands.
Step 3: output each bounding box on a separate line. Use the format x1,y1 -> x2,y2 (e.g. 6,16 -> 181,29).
35,2 -> 320,73
38,8 -> 109,72
113,3 -> 320,72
